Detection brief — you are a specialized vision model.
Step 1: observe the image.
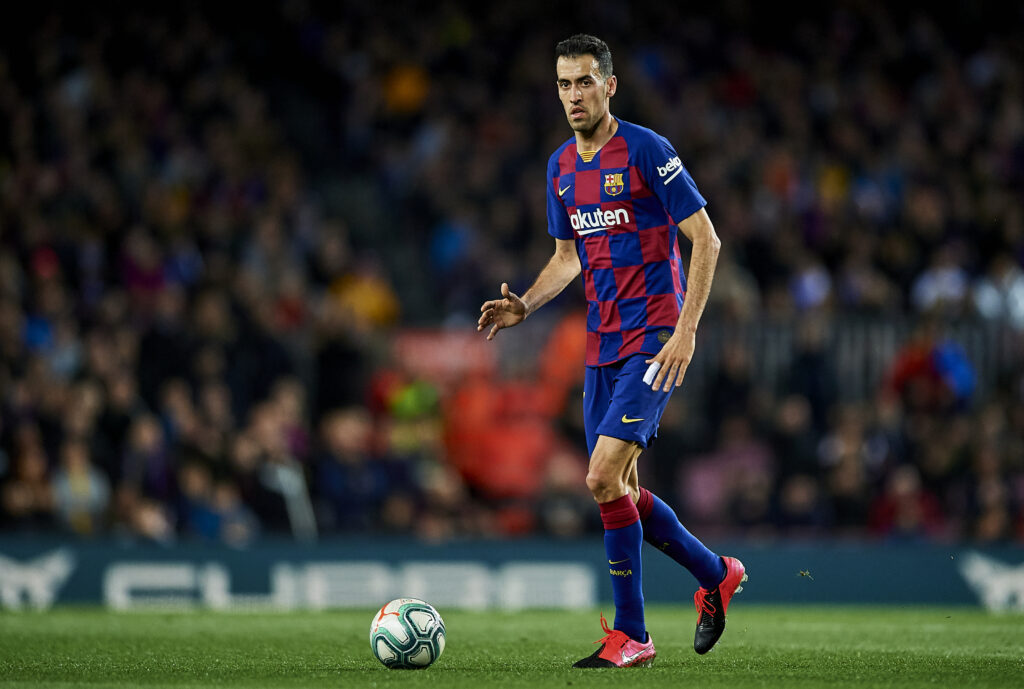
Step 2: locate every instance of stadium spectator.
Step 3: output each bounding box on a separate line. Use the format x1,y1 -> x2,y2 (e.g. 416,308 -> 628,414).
868,465 -> 946,540
51,439 -> 110,536
1,432 -> 55,531
0,2 -> 1021,545
972,253 -> 1024,330
312,406 -> 422,532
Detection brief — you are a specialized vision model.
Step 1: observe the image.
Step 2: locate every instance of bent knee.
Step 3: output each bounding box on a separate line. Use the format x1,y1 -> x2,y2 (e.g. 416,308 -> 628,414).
586,470 -> 625,502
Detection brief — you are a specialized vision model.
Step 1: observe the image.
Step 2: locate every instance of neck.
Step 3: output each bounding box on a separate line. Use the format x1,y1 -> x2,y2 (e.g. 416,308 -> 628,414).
575,112 -> 617,151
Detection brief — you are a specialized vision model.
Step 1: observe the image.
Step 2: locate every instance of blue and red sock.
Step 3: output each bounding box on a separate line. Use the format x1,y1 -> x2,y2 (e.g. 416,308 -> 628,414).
637,487 -> 725,590
599,494 -> 646,642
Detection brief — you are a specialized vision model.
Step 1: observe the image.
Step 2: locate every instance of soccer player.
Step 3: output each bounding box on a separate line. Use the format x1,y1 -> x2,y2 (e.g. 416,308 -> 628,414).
477,34 -> 746,668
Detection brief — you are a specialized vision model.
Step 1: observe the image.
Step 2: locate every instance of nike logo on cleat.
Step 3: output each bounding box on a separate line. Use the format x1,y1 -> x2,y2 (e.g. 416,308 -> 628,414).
621,415 -> 644,424
621,648 -> 648,665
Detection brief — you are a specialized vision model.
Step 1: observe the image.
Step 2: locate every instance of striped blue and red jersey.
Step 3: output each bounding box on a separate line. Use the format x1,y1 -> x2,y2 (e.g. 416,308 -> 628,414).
547,118 -> 707,366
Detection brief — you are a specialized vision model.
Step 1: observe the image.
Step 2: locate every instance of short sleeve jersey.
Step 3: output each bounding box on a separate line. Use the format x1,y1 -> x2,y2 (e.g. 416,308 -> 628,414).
547,118 -> 707,366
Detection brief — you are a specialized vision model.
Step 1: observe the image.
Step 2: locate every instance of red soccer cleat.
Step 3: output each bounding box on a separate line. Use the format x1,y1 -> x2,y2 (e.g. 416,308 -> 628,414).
572,614 -> 656,668
693,556 -> 747,654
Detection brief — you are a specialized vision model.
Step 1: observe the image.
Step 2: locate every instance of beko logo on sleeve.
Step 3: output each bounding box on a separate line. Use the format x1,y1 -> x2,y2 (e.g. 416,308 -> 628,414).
657,156 -> 682,184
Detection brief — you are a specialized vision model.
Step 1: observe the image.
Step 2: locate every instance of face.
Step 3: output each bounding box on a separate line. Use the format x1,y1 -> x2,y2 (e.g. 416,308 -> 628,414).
556,54 -> 616,134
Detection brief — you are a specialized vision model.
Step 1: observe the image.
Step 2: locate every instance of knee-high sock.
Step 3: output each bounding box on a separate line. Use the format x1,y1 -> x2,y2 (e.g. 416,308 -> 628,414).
637,487 -> 725,590
599,494 -> 646,642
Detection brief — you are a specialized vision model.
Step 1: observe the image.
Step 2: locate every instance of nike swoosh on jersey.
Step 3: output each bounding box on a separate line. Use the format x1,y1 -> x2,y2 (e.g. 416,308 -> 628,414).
621,415 -> 645,424
559,184 -> 571,196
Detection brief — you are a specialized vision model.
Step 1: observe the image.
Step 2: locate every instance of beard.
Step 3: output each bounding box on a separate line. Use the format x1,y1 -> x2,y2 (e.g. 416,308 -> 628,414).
567,113 -> 599,136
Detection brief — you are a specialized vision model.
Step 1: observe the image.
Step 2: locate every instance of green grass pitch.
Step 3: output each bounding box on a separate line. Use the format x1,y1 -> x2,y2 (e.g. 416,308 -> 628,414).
1,606 -> 1021,688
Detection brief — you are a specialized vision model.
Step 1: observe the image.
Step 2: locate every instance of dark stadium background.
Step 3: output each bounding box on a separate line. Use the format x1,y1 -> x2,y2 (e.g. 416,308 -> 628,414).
0,0 -> 1022,611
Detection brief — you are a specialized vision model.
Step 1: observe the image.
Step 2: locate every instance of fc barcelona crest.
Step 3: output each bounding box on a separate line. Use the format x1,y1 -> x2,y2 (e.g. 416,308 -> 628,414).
604,173 -> 624,196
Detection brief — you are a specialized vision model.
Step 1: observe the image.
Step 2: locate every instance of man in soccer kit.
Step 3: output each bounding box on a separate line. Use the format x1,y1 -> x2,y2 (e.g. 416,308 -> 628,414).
478,34 -> 746,668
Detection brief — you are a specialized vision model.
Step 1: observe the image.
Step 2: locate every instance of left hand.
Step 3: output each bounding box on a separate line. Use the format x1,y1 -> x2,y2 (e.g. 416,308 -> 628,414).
645,329 -> 696,392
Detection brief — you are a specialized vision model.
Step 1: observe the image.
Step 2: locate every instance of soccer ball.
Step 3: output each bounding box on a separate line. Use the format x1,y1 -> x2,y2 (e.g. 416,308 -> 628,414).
369,598 -> 446,669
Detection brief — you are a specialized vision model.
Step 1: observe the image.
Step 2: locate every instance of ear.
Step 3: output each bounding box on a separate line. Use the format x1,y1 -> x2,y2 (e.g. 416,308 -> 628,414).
605,75 -> 617,98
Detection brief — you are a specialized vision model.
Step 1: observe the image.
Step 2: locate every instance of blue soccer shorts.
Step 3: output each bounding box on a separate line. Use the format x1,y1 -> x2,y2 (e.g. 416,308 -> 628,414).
582,353 -> 675,457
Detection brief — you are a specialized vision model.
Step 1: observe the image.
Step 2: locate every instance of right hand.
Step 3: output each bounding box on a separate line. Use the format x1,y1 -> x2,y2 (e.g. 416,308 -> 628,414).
477,283 -> 527,340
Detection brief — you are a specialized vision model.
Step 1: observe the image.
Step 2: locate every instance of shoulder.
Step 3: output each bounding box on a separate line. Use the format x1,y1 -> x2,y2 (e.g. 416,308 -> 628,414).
615,118 -> 671,153
548,137 -> 577,171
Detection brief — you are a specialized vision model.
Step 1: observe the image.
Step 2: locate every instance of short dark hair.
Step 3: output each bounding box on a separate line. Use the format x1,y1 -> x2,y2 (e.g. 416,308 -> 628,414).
555,34 -> 613,79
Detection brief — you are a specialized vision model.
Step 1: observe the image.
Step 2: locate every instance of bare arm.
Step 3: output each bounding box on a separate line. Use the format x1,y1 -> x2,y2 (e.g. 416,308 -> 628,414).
645,206 -> 721,390
477,238 -> 580,340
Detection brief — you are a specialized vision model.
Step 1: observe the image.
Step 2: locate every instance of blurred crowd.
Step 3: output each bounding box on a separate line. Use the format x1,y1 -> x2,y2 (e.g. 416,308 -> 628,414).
0,2 -> 1022,545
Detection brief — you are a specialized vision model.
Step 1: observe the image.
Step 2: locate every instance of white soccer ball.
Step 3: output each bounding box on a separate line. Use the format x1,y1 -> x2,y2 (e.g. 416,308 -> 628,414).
369,598 -> 446,669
